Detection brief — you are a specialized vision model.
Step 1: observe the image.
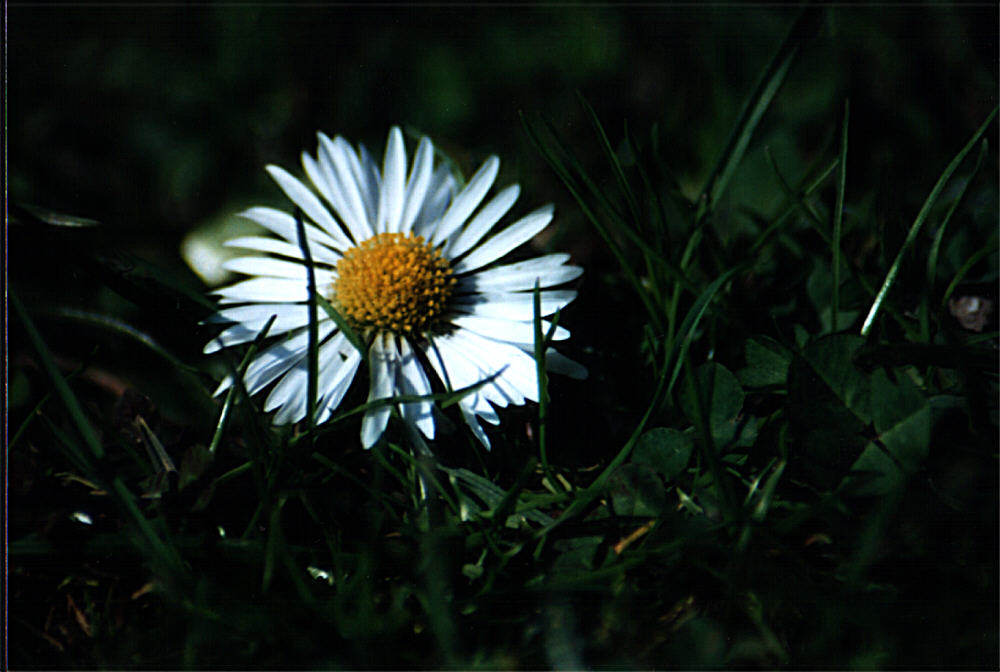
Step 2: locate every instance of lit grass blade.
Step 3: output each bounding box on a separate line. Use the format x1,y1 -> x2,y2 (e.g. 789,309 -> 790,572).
832,99 -> 849,332
921,139 -> 989,341
315,293 -> 368,366
207,315 -> 277,455
861,106 -> 997,337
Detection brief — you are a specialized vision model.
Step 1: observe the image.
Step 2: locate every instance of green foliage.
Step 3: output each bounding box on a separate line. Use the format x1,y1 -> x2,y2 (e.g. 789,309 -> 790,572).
9,4 -> 998,669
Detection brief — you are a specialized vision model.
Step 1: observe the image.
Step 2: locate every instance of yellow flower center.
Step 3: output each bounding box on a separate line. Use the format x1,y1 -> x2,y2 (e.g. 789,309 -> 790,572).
332,232 -> 455,334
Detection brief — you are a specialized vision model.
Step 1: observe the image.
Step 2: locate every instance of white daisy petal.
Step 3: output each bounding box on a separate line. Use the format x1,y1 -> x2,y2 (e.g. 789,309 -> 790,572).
452,290 -> 577,321
357,143 -> 383,222
238,206 -> 345,252
265,165 -> 353,250
452,204 -> 554,273
361,334 -> 396,448
447,330 -> 539,403
213,322 -> 338,396
397,338 -> 435,439
204,323 -> 279,354
426,334 -> 510,417
314,332 -> 363,423
224,236 -> 342,265
445,184 -> 520,259
541,348 -> 588,380
413,165 -> 458,238
448,314 -> 570,343
316,346 -> 362,424
431,156 -> 500,246
302,151 -> 366,245
267,364 -> 308,424
209,303 -> 313,330
378,127 -> 407,233
214,277 -> 311,304
458,258 -> 582,293
222,257 -> 335,283
317,133 -> 375,241
400,137 -> 435,234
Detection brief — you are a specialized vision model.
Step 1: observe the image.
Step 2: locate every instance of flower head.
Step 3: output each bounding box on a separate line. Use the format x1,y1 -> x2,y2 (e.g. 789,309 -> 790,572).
205,127 -> 583,448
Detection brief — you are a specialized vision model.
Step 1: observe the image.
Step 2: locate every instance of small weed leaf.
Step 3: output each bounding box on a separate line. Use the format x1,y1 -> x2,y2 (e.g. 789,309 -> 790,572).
787,335 -> 871,486
679,363 -> 746,447
738,336 -> 793,388
631,427 -> 694,483
609,463 -> 668,518
844,369 -> 932,496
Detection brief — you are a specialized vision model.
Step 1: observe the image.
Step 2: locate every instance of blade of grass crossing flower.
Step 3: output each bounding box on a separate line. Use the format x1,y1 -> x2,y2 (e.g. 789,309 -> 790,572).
699,8 -> 808,217
861,106 -> 997,337
832,100 -> 850,332
315,293 -> 368,367
921,139 -> 988,341
293,208 -> 320,431
208,315 -> 277,455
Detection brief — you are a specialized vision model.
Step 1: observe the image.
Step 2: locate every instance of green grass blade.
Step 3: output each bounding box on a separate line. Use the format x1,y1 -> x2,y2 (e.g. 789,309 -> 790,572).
315,293 -> 368,366
941,246 -> 998,309
8,359 -> 87,455
38,306 -> 203,374
832,99 -> 850,332
699,9 -> 808,217
861,106 -> 997,337
579,92 -> 642,229
921,139 -> 989,341
12,290 -> 105,460
207,315 -> 277,455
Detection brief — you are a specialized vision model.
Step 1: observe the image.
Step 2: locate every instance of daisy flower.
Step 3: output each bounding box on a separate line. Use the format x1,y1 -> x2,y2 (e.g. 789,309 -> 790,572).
205,127 -> 583,449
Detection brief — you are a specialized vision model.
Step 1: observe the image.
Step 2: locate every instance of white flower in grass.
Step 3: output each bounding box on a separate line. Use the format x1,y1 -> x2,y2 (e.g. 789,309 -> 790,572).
205,127 -> 584,449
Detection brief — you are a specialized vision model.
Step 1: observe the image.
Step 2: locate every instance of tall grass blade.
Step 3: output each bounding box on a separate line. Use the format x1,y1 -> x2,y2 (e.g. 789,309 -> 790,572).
12,290 -> 105,460
921,139 -> 989,340
832,99 -> 849,331
207,315 -> 277,455
700,9 -> 809,217
861,106 -> 997,337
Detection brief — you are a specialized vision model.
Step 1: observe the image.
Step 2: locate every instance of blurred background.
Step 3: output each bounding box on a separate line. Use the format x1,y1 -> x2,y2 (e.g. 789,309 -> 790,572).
10,4 -> 996,243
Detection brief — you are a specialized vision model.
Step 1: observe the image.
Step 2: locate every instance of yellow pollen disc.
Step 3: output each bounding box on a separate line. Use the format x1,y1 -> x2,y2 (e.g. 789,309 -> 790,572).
332,232 -> 456,334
